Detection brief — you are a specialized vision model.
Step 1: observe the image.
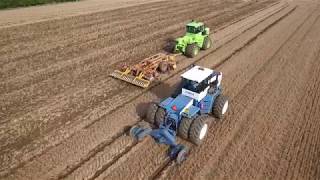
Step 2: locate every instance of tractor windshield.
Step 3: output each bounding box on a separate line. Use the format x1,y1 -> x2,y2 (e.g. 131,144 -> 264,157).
186,25 -> 204,34
181,78 -> 208,93
186,25 -> 197,34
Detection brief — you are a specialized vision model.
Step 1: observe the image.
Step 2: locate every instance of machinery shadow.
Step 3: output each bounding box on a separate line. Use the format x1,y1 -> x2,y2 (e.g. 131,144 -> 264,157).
163,37 -> 176,53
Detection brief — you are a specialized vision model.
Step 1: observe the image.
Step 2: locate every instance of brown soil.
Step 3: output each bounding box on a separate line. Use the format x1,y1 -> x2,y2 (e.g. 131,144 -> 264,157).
1,0 -> 320,179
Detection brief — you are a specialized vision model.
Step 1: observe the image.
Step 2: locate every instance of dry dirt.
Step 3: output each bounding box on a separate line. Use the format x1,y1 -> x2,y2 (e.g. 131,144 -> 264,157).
1,0 -> 320,179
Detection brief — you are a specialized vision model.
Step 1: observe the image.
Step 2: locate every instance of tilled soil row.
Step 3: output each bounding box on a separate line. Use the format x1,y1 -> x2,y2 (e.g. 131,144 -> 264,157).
0,0 -> 212,69
0,0 -> 172,44
273,35 -> 320,179
0,1 -> 278,169
2,3 -> 290,179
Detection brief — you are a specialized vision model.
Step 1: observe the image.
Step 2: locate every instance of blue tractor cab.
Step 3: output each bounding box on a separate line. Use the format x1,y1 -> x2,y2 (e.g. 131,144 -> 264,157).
130,65 -> 229,164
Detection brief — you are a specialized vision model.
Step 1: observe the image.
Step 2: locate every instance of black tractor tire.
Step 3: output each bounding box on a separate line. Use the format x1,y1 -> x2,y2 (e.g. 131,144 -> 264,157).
155,107 -> 166,127
176,146 -> 189,164
158,61 -> 168,73
146,103 -> 158,124
213,95 -> 229,119
168,41 -> 178,53
178,117 -> 193,140
201,36 -> 212,50
185,44 -> 199,58
189,116 -> 209,145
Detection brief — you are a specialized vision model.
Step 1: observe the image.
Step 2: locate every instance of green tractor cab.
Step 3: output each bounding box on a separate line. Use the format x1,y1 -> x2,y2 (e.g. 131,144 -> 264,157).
172,20 -> 212,58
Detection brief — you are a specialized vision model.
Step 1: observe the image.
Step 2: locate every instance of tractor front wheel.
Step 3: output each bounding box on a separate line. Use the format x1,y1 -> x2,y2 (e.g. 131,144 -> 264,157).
189,116 -> 209,145
146,102 -> 158,124
185,44 -> 199,58
202,37 -> 212,50
155,107 -> 166,127
213,95 -> 229,119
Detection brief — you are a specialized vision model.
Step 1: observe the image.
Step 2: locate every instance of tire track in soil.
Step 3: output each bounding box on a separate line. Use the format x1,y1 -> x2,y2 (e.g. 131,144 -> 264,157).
60,135 -> 137,180
1,1 -> 286,178
94,137 -> 169,180
0,1 -> 272,161
70,5 -> 296,180
159,3 -> 319,179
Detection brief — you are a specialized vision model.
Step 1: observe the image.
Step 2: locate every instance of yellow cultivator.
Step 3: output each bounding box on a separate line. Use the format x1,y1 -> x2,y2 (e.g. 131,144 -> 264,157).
110,53 -> 178,88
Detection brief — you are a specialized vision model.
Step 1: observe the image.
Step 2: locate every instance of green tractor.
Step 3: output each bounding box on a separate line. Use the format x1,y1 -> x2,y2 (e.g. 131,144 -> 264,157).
172,20 -> 212,58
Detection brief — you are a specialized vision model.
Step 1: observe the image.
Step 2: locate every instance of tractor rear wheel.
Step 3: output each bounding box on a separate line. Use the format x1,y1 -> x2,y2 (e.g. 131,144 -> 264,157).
202,37 -> 212,50
178,117 -> 193,140
155,107 -> 166,127
189,116 -> 209,145
185,44 -> 199,58
146,102 -> 158,124
213,95 -> 229,119
158,61 -> 168,73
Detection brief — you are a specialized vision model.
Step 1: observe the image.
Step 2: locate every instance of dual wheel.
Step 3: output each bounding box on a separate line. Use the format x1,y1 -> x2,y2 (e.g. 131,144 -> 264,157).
185,36 -> 212,58
170,36 -> 212,58
179,94 -> 229,145
145,102 -> 165,127
145,94 -> 228,145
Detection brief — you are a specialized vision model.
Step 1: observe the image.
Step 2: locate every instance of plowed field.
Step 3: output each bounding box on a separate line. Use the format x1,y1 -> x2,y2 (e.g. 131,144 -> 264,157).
1,0 -> 320,179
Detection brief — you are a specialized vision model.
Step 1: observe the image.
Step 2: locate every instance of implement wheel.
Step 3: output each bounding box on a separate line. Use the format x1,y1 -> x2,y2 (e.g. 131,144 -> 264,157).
185,44 -> 199,58
158,61 -> 168,73
176,146 -> 189,164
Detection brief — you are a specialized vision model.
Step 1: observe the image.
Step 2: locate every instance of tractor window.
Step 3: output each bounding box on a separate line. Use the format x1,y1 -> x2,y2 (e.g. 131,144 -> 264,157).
186,26 -> 197,34
199,25 -> 204,32
181,78 -> 208,93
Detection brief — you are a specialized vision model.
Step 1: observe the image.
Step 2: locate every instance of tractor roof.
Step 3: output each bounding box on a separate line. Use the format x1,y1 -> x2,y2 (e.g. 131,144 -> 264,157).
181,65 -> 213,83
186,21 -> 204,27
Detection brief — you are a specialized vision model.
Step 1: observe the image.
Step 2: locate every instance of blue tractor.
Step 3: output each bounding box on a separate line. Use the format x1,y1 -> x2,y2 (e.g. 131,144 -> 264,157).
130,65 -> 229,164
